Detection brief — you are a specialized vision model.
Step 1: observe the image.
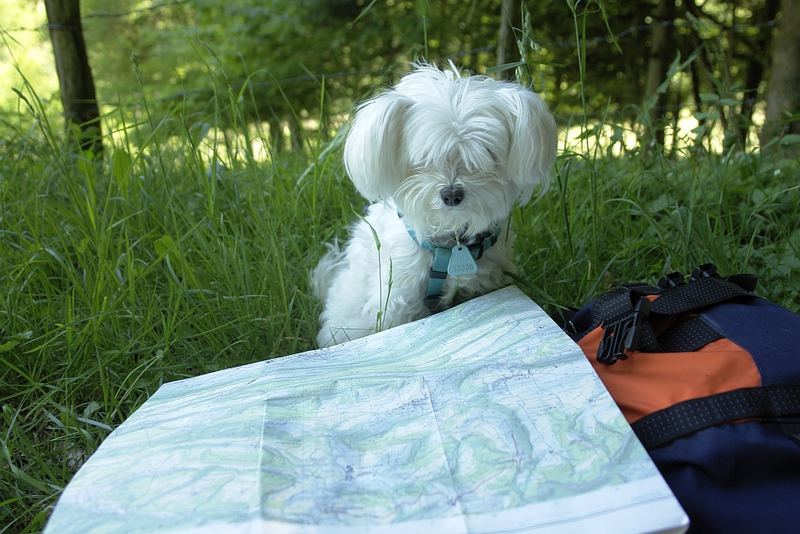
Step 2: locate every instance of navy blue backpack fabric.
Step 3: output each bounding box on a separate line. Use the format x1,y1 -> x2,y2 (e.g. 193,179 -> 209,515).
650,422 -> 800,533
564,266 -> 800,533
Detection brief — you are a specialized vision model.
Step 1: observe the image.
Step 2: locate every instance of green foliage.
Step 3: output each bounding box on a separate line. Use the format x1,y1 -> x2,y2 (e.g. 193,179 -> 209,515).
78,0 -> 443,141
3,0 -> 789,151
515,152 -> 800,310
2,67 -> 799,528
0,80 -> 360,531
1,0 -> 799,530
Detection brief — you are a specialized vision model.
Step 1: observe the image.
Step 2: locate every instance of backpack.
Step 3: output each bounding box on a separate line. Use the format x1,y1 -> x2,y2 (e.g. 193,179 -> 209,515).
562,264 -> 800,533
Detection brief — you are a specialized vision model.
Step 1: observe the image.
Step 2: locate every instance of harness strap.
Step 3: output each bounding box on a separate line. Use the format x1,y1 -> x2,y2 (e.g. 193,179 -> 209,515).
398,211 -> 501,310
425,247 -> 453,309
423,234 -> 497,309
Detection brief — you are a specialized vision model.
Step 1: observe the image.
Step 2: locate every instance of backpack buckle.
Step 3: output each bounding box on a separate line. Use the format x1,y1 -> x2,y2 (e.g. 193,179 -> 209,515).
658,271 -> 685,289
597,295 -> 651,365
690,263 -> 718,280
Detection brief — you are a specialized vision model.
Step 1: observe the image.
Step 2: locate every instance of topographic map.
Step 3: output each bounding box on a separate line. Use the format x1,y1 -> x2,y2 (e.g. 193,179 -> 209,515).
46,286 -> 688,533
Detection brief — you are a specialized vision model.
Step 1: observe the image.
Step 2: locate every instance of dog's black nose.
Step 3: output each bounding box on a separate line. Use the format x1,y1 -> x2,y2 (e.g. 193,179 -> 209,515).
440,186 -> 465,207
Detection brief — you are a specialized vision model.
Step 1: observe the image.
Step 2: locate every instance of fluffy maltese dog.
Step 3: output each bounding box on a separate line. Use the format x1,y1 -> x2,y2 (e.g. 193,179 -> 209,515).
313,63 -> 557,347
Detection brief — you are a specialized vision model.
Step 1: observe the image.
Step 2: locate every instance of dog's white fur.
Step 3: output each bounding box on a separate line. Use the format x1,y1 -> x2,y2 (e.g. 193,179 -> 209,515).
313,63 -> 557,347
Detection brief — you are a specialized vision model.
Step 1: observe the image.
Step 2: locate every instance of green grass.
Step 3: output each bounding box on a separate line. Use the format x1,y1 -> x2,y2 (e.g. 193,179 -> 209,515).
1,87 -> 799,532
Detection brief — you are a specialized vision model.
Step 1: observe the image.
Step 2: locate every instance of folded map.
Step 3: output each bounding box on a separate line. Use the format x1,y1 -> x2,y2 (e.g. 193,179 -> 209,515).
46,286 -> 688,533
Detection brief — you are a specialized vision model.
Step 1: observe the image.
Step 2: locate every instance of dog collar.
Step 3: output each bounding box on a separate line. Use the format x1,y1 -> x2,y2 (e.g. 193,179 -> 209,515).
398,212 -> 500,309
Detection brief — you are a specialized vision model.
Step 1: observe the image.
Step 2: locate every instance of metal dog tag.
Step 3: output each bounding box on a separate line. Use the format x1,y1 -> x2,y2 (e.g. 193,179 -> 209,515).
447,245 -> 478,276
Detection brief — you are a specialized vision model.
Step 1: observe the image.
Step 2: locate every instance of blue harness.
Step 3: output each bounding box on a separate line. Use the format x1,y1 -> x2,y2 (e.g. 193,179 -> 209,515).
402,215 -> 499,309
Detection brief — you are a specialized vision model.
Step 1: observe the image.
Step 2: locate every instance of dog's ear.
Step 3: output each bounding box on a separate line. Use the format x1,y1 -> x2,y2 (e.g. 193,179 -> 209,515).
500,86 -> 557,205
344,90 -> 411,202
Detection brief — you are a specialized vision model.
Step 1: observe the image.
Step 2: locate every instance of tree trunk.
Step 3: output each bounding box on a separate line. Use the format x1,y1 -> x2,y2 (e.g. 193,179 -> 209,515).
45,0 -> 102,155
668,83 -> 682,157
686,30 -> 710,148
644,0 -> 676,148
760,0 -> 800,149
737,0 -> 780,148
496,0 -> 521,81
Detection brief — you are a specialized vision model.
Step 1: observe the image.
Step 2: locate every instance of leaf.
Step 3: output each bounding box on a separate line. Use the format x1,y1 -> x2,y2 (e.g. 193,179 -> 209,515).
699,93 -> 720,103
353,0 -> 379,23
82,401 -> 101,418
646,195 -> 671,213
189,122 -> 211,145
154,234 -> 178,259
0,331 -> 33,353
694,111 -> 720,121
656,52 -> 683,95
0,339 -> 20,353
361,218 -> 381,251
76,154 -> 96,181
779,134 -> 800,146
111,149 -> 132,191
487,61 -> 526,73
75,416 -> 113,432
751,188 -> 767,204
154,235 -> 195,286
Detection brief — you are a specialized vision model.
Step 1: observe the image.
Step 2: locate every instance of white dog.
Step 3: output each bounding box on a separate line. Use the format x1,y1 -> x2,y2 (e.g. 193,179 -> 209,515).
313,63 -> 557,347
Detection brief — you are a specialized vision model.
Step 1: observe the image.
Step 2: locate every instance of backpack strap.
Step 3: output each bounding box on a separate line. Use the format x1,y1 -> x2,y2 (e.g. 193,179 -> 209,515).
631,384 -> 800,449
648,268 -> 754,317
653,315 -> 723,352
595,264 -> 756,364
